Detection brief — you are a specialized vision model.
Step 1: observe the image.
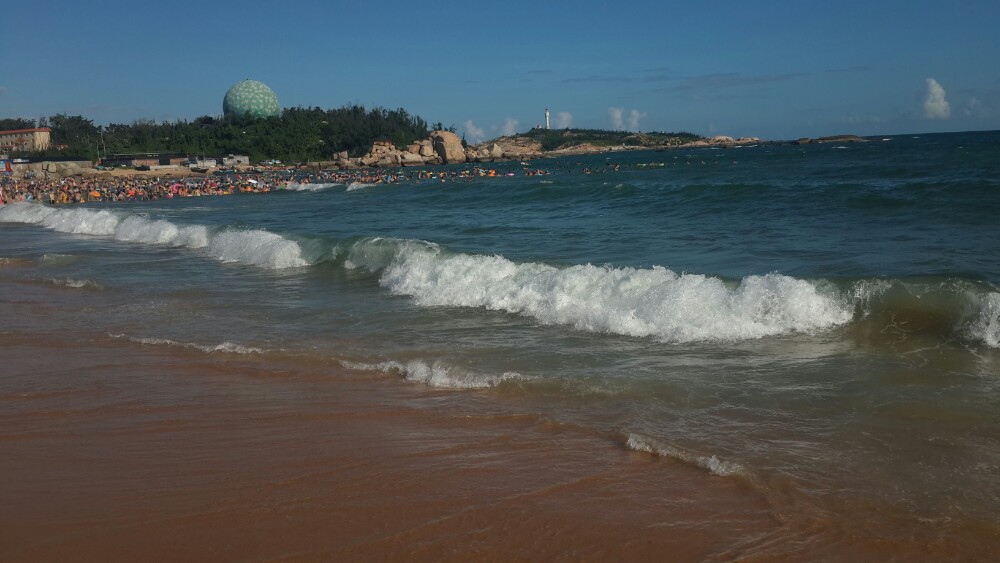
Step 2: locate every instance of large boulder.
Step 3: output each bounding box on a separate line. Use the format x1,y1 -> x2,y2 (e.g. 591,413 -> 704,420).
375,153 -> 402,167
430,131 -> 466,164
400,152 -> 424,166
487,143 -> 504,158
418,142 -> 435,157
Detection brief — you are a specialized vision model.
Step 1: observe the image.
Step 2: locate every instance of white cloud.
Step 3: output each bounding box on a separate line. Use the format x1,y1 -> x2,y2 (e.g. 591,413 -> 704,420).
464,120 -> 486,144
963,97 -> 993,119
609,107 -> 644,131
502,118 -> 519,136
609,107 -> 624,130
923,78 -> 950,119
627,109 -> 645,132
555,111 -> 573,128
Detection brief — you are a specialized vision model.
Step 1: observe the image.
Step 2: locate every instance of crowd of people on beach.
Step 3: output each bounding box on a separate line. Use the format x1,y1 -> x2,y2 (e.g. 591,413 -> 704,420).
0,165 -> 556,205
0,173 -> 278,205
0,158 -> 710,206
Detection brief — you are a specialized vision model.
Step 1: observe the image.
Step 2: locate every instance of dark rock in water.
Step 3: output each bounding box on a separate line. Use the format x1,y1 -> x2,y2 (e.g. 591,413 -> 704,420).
816,135 -> 869,143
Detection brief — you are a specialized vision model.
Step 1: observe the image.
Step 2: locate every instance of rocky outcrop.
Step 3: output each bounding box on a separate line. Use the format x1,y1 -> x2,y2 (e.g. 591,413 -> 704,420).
430,131 -> 466,164
332,127 -> 764,171
334,138 -> 443,169
681,136 -> 761,148
13,160 -> 95,179
793,135 -> 867,145
400,152 -> 424,166
464,136 -> 544,162
418,141 -> 435,158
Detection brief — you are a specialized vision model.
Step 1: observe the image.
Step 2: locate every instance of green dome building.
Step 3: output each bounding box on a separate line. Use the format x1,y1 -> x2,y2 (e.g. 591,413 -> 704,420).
223,79 -> 280,118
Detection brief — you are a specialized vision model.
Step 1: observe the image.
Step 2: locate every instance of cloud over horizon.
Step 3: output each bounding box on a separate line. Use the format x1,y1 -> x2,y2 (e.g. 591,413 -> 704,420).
464,120 -> 486,144
963,97 -> 993,119
923,78 -> 951,119
609,107 -> 645,132
502,118 -> 519,136
555,111 -> 573,128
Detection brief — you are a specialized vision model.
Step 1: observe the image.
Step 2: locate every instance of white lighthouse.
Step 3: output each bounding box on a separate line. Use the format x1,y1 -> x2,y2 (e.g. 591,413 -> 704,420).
545,108 -> 550,130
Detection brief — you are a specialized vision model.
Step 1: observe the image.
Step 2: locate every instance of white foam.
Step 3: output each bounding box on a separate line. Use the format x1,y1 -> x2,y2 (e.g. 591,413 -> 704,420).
368,241 -> 851,343
0,203 -> 118,235
284,182 -> 342,192
346,182 -> 377,192
1,203 -> 306,270
113,215 -> 209,248
341,359 -> 521,389
110,334 -> 264,354
51,278 -> 101,289
961,291 -> 1000,348
626,434 -> 746,478
207,229 -> 308,269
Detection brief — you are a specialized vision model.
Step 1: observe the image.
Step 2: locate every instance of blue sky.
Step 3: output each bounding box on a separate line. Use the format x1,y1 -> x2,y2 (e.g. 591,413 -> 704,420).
4,0 -> 999,141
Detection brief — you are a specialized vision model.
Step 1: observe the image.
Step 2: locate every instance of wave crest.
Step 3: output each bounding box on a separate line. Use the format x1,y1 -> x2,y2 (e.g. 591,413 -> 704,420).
626,433 -> 747,478
962,292 -> 1000,348
341,359 -> 522,389
377,243 -> 851,343
208,229 -> 308,269
1,203 -> 305,270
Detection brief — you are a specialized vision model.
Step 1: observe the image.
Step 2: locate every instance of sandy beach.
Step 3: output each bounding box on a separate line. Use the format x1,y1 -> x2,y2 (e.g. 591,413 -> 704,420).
1,329 -> 780,562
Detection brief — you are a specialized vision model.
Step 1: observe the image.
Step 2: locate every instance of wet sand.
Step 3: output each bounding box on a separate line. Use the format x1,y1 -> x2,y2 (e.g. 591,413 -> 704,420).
0,332 -> 785,562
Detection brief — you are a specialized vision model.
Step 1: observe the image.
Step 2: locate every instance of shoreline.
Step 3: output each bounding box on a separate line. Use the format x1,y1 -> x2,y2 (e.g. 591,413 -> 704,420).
0,327 -> 781,561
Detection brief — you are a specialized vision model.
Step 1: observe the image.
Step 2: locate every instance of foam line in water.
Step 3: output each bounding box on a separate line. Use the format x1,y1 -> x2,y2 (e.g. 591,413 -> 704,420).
284,182 -> 343,192
350,238 -> 852,343
346,182 -> 377,192
110,333 -> 264,355
49,278 -> 102,289
0,203 -> 306,270
626,433 -> 747,478
341,359 -> 522,389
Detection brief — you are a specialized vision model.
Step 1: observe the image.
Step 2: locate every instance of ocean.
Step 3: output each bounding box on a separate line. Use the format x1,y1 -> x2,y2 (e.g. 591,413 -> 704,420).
2,131 -> 999,559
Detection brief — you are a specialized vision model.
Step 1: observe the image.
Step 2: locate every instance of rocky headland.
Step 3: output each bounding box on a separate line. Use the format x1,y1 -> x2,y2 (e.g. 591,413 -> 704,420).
324,129 -> 761,170
9,129 -> 769,179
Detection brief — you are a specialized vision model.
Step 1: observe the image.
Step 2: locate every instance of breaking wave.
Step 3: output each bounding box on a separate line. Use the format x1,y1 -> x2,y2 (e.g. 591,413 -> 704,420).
626,433 -> 749,478
341,359 -> 523,389
0,203 -> 306,270
207,229 -> 308,269
342,237 -> 852,343
6,205 -> 998,347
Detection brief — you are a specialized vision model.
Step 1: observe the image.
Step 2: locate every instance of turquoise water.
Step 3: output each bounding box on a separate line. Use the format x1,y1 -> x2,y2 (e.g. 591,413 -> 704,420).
2,130 -> 999,554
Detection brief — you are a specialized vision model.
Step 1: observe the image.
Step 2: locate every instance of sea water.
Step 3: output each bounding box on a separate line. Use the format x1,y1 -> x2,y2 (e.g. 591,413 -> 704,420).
2,130 -> 999,556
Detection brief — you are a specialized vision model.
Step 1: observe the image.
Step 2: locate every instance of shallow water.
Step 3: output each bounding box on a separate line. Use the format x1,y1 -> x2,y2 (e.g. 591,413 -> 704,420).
2,131 -> 999,558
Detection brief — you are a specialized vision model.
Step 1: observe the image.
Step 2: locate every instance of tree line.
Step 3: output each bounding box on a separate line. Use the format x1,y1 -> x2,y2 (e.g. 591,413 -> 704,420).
1,106 -> 434,163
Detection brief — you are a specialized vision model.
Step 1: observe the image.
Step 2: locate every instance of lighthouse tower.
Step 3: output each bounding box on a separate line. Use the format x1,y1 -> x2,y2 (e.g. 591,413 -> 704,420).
545,108 -> 550,130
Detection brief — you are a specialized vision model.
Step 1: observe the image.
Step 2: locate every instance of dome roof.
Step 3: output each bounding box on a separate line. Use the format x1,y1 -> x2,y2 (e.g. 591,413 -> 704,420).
223,79 -> 280,118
